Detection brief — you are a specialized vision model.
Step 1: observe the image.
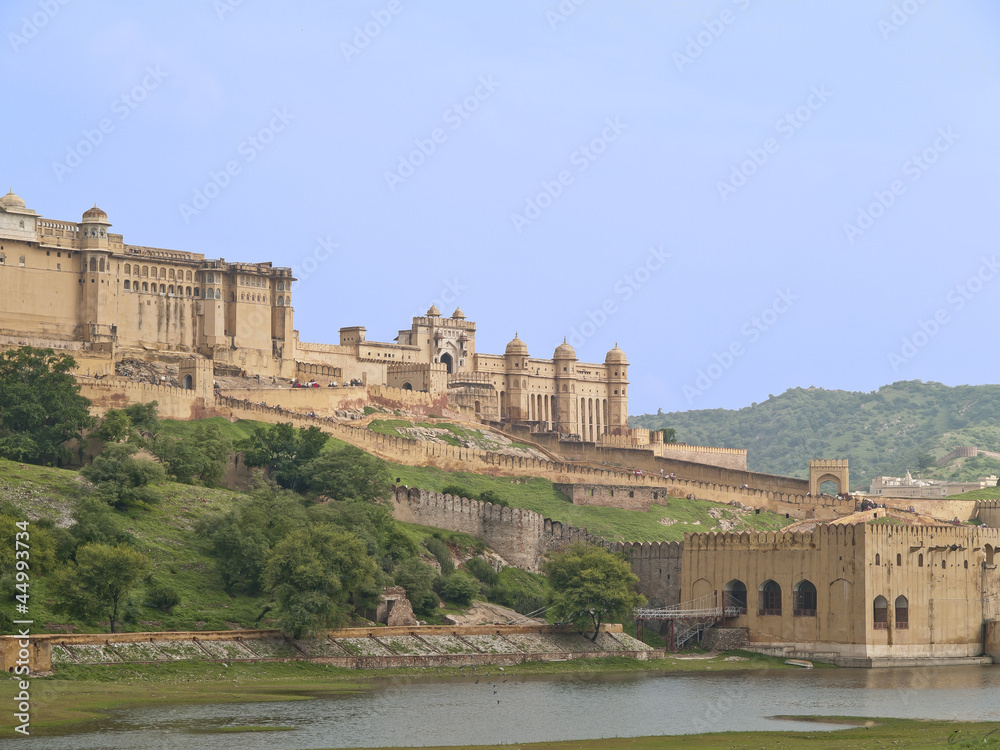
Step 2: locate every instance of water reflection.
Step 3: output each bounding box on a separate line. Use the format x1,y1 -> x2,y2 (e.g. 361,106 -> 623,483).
6,665 -> 1000,750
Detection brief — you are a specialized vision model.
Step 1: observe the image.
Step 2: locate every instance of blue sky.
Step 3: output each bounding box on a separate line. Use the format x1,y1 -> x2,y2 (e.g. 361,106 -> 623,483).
4,1 -> 999,416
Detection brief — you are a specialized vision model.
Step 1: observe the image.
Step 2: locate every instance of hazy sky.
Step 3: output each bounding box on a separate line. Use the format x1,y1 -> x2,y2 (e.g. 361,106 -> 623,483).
4,1 -> 999,416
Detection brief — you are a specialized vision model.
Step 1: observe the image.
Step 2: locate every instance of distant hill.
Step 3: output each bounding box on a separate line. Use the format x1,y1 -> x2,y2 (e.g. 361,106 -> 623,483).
631,381 -> 1000,491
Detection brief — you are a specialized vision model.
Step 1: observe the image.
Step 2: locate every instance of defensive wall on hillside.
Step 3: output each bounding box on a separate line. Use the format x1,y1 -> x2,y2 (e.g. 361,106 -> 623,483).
77,378 -> 876,527
77,378 -> 858,521
938,446 -> 1000,465
391,486 -> 682,606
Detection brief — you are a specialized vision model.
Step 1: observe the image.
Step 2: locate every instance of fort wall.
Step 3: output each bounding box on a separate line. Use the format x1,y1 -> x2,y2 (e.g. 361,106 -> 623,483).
390,486 -> 681,605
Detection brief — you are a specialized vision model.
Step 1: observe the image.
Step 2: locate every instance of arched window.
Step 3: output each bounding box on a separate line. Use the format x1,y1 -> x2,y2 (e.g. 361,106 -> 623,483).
918,553 -> 923,567
142,282 -> 148,292
142,266 -> 148,277
186,286 -> 192,296
215,288 -> 221,300
194,288 -> 201,297
758,580 -> 781,616
277,296 -> 284,306
89,257 -> 97,272
99,257 -> 105,272
793,580 -> 817,617
895,596 -> 908,629
186,270 -> 192,281
123,280 -> 131,291
724,579 -> 747,614
124,264 -> 131,274
875,553 -> 880,566
169,268 -> 175,279
169,285 -> 175,294
873,596 -> 888,629
897,553 -> 902,566
942,559 -> 946,569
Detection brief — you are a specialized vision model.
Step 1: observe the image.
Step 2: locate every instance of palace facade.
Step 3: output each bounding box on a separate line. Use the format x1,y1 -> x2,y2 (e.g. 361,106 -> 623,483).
0,190 -> 628,436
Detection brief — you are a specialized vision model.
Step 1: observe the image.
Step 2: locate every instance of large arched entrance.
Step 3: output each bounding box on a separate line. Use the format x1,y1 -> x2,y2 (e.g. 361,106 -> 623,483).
440,352 -> 454,374
809,459 -> 849,496
182,374 -> 193,390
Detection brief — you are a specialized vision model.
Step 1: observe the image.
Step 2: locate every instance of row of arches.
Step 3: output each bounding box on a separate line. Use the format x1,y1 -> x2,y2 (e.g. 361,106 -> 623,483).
122,281 -> 223,299
501,392 -> 611,438
722,578 -> 910,629
723,578 -> 818,617
123,264 -> 194,281
873,595 -> 909,630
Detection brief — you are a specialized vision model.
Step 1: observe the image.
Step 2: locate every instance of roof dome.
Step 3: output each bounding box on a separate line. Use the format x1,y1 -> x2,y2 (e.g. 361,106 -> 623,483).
553,338 -> 577,360
82,204 -> 109,223
605,344 -> 627,364
426,304 -> 441,317
505,333 -> 529,357
0,189 -> 26,210
451,306 -> 466,319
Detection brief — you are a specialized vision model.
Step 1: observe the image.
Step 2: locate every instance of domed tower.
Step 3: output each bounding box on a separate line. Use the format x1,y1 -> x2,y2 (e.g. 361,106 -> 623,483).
503,333 -> 529,422
605,344 -> 629,434
79,205 -> 113,338
552,338 -> 577,433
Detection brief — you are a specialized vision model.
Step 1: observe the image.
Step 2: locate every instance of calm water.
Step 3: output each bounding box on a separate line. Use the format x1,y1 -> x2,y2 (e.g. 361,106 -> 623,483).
7,665 -> 1000,749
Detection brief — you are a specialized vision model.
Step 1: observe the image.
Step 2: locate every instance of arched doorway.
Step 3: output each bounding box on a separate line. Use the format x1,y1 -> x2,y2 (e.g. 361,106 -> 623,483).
402,382 -> 413,391
182,374 -> 193,390
440,352 -> 454,374
724,579 -> 747,613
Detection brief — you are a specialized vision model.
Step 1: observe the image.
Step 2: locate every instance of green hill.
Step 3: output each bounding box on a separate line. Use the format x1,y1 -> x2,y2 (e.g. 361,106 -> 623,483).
631,380 -> 1000,491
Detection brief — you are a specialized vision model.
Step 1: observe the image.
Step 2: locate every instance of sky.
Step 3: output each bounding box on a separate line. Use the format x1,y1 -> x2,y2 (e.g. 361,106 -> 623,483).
3,0 -> 999,417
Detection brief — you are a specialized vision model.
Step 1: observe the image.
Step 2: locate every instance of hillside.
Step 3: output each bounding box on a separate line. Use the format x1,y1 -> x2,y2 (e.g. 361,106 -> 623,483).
632,380 -> 1000,491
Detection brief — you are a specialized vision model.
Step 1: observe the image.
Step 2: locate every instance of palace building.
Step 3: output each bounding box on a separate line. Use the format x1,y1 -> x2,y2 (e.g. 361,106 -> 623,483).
0,190 -> 628,437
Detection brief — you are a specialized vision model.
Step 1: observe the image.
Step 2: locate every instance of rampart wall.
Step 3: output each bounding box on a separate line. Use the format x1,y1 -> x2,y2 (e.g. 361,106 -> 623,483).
977,499 -> 1000,528
218,386 -> 367,418
391,486 -> 682,606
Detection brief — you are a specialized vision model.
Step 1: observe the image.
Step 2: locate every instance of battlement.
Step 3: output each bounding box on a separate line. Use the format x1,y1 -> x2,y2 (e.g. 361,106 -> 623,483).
683,524 -> 860,551
809,459 -> 849,469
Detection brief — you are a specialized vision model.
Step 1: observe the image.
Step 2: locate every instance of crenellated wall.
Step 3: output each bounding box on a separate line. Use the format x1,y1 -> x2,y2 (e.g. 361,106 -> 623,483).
390,486 -> 682,605
977,499 -> 1000,528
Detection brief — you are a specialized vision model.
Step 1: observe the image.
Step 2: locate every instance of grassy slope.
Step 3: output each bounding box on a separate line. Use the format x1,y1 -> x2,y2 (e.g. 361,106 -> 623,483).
0,416 -> 788,632
159,418 -> 789,542
390,465 -> 788,542
0,459 -> 273,633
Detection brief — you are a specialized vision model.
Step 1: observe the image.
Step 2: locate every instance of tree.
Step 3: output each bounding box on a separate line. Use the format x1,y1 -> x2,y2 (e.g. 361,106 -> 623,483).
236,422 -> 329,491
153,422 -> 232,485
303,445 -> 391,503
658,428 -> 678,443
53,543 -> 151,633
91,409 -> 138,445
199,482 -> 308,593
543,543 -> 646,641
81,443 -> 165,511
0,346 -> 94,465
394,560 -> 439,616
263,524 -> 379,638
440,570 -> 480,606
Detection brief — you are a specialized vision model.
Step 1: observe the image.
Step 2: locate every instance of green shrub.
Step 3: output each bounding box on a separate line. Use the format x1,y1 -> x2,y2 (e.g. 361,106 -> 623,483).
394,560 -> 439,616
440,484 -> 471,499
440,570 -> 480,606
423,537 -> 454,576
463,557 -> 499,586
147,583 -> 182,614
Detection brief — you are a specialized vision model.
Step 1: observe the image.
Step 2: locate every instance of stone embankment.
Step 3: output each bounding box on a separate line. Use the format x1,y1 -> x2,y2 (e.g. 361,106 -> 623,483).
2,624 -> 657,674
